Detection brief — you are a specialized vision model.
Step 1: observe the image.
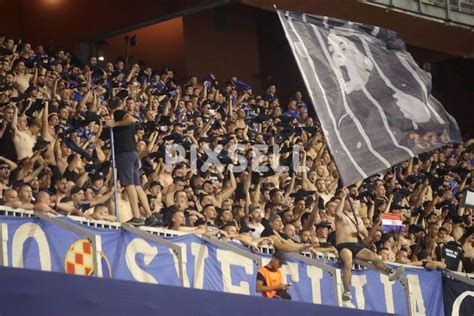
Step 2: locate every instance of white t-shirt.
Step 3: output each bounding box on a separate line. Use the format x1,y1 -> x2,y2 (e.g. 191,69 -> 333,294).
247,222 -> 265,240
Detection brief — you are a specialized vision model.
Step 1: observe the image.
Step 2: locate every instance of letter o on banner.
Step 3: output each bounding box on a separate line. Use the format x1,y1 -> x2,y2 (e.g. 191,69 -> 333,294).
452,291 -> 474,316
11,223 -> 52,271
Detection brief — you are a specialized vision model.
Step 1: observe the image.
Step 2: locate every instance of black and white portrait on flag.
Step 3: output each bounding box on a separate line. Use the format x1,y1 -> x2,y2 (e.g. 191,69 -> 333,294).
276,9 -> 463,185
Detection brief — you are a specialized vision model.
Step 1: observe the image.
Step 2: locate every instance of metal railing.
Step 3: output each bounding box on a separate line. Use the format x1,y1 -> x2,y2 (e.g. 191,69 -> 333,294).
363,0 -> 474,28
426,0 -> 474,14
0,206 -> 34,218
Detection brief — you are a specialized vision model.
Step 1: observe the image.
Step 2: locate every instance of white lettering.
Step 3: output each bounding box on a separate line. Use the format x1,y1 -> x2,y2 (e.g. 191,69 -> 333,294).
125,238 -> 158,284
216,249 -> 253,294
191,242 -> 209,289
281,261 -> 300,284
307,266 -> 324,304
352,275 -> 367,310
452,291 -> 474,316
380,274 -> 395,313
407,274 -> 426,315
0,223 -> 8,267
12,223 -> 51,271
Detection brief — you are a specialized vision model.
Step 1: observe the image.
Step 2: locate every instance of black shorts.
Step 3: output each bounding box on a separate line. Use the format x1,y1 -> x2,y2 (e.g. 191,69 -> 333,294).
336,242 -> 366,258
116,151 -> 141,187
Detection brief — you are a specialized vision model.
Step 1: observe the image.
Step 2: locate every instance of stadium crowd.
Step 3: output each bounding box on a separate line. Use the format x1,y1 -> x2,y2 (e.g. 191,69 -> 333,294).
0,35 -> 472,273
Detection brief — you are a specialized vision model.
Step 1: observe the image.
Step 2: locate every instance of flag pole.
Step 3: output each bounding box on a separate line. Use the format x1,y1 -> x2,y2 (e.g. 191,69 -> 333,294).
348,197 -> 361,238
110,127 -> 119,220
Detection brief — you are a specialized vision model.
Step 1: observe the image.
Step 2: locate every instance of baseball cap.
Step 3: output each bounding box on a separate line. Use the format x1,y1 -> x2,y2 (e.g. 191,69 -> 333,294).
316,221 -> 332,230
90,172 -> 105,182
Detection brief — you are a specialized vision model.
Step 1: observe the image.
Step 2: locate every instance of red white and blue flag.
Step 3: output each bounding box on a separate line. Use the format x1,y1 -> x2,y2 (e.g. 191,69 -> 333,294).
381,213 -> 403,232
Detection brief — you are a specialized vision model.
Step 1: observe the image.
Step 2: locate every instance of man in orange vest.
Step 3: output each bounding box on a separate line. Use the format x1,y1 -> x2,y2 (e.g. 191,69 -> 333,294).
256,251 -> 292,300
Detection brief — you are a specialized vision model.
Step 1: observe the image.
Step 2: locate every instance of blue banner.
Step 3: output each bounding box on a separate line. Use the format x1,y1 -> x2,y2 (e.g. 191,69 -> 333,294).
1,217 -> 85,273
0,215 -> 444,315
443,274 -> 474,316
350,267 -> 444,315
281,255 -> 336,305
61,217 -> 181,286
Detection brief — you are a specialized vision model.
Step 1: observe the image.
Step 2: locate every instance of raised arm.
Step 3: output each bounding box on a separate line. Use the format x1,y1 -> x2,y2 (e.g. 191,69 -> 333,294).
336,188 -> 348,219
23,163 -> 45,183
219,166 -> 237,202
283,173 -> 296,203
300,151 -> 313,190
250,178 -> 262,205
11,104 -> 18,131
52,77 -> 59,100
78,90 -> 92,112
382,194 -> 393,213
31,66 -> 38,87
107,113 -> 137,128
95,143 -> 106,163
0,155 -> 18,171
362,219 -> 380,245
233,91 -> 248,108
89,90 -> 98,113
303,197 -> 320,231
41,100 -> 50,138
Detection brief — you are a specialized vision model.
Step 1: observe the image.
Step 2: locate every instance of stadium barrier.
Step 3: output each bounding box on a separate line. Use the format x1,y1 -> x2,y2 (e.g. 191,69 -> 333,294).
0,205 -> 467,315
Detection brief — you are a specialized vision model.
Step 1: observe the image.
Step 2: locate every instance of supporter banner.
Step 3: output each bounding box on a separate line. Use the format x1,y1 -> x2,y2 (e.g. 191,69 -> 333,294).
0,216 -> 444,315
276,9 -> 462,185
284,256 -> 443,315
0,217 -> 87,272
350,267 -> 444,315
443,274 -> 474,316
62,219 -> 181,285
167,235 -> 258,293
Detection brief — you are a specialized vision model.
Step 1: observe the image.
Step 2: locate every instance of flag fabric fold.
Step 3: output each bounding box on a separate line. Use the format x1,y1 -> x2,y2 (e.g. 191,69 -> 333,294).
276,9 -> 462,185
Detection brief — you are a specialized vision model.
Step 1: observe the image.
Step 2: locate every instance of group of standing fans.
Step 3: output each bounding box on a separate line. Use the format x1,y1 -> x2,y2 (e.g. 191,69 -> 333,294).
0,35 -> 472,282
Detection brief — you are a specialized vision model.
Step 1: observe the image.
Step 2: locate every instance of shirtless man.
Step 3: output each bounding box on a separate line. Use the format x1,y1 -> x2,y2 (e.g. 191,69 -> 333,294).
336,188 -> 404,301
2,189 -> 22,208
18,184 -> 34,210
11,104 -> 40,160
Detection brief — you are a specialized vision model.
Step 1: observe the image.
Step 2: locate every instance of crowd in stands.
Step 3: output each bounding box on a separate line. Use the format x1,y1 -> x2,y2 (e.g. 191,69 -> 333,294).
0,35 -> 472,273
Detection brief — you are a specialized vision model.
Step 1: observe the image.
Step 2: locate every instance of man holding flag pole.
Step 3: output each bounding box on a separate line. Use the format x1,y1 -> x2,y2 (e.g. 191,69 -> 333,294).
105,97 -> 158,226
335,188 -> 404,301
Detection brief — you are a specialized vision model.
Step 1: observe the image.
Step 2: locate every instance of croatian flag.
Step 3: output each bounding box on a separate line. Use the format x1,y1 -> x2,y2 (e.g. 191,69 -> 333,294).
381,214 -> 403,232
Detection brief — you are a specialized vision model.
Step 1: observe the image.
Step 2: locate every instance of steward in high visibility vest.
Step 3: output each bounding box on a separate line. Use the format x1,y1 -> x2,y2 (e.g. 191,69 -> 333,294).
256,251 -> 292,300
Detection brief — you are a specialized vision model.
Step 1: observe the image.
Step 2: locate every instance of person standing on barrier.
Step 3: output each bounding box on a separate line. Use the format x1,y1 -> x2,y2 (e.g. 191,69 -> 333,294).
336,188 -> 404,302
105,97 -> 157,226
256,251 -> 292,300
